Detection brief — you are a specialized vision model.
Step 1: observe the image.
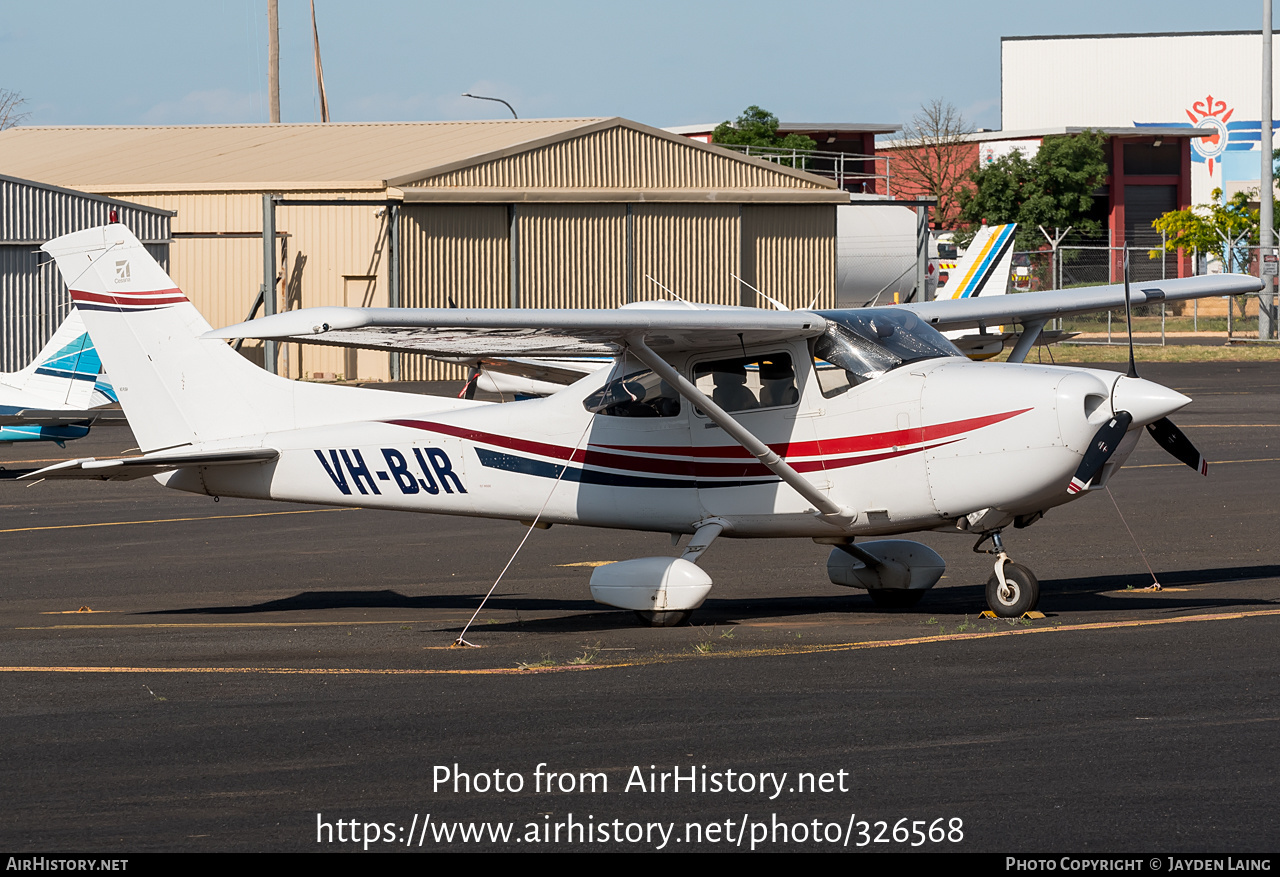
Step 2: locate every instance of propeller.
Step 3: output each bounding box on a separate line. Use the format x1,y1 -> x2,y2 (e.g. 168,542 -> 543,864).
1068,411 -> 1133,495
1147,416 -> 1208,475
1065,249 -> 1208,494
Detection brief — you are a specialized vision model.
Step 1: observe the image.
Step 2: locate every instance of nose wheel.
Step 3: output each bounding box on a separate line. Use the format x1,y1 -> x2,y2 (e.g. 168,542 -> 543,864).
975,531 -> 1040,617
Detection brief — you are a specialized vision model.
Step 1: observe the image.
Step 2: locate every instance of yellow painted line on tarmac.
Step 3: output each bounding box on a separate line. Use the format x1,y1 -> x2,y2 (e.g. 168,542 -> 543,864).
0,506 -> 358,534
4,607 -> 1279,676
0,664 -> 606,676
21,619 -> 445,630
1179,424 -> 1280,428
1128,457 -> 1280,470
771,606 -> 1280,657
556,561 -> 615,568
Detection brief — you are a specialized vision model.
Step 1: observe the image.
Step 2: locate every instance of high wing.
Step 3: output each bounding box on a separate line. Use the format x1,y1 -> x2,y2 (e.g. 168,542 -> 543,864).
899,273 -> 1262,332
204,304 -> 829,357
207,273 -> 1262,361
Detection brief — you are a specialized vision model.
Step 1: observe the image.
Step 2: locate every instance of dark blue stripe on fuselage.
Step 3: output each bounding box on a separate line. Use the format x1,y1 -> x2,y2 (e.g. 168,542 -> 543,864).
474,447 -> 779,490
34,367 -> 98,382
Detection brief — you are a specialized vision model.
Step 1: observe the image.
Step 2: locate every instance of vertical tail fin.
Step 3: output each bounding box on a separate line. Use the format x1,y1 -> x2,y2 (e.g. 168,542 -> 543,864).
41,224 -> 314,451
936,223 -> 1017,301
0,308 -> 104,408
42,224 -> 472,453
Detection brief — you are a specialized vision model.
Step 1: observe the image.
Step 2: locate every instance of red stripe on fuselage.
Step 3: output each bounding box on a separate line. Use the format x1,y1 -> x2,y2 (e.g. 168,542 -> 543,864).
387,407 -> 1021,478
590,408 -> 1032,459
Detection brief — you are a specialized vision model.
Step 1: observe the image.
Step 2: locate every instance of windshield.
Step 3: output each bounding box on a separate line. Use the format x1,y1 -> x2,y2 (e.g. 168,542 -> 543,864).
812,309 -> 962,395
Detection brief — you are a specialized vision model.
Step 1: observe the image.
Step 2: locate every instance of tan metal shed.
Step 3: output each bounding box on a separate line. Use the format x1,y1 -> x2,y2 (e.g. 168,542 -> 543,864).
0,118 -> 845,381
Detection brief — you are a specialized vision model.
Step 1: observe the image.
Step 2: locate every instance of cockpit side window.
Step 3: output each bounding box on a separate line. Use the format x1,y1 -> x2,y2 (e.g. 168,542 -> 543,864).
691,353 -> 798,414
582,368 -> 680,417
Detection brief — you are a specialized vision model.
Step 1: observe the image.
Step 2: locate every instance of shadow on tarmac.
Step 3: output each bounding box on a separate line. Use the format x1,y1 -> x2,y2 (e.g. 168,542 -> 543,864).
133,562 -> 1280,630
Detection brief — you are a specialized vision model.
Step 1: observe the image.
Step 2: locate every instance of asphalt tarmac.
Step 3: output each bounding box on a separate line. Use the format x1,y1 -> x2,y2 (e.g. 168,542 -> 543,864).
1,362 -> 1277,853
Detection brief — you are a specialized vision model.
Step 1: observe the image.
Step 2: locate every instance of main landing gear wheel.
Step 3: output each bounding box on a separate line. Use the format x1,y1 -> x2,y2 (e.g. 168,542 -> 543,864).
634,610 -> 692,627
985,563 -> 1039,618
868,589 -> 925,609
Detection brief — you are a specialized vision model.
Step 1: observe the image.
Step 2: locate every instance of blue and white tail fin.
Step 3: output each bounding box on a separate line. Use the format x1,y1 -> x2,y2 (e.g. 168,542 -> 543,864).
936,223 -> 1016,301
41,224 -> 474,453
0,309 -> 105,409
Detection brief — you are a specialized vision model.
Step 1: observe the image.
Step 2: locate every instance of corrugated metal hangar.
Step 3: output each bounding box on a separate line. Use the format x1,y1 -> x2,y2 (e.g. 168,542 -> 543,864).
0,118 -> 847,381
0,175 -> 171,372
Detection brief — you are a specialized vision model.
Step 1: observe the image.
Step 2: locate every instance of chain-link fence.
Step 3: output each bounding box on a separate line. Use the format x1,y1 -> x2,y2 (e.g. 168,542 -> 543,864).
1009,236 -> 1278,344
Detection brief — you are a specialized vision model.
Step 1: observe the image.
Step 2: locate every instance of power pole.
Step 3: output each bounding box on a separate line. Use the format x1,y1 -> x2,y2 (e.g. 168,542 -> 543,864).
268,0 -> 280,123
1261,0 -> 1277,339
311,0 -> 329,122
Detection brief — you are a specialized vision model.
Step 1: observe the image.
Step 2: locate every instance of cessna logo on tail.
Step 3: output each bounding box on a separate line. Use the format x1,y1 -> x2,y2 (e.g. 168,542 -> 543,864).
114,261 -> 131,283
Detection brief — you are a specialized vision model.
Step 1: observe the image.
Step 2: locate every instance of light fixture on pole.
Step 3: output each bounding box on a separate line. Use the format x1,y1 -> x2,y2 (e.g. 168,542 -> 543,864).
461,93 -> 518,119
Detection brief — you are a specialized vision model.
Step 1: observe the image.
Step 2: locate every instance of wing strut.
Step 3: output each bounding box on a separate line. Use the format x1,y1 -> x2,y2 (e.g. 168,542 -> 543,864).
625,336 -> 855,528
1007,320 -> 1046,363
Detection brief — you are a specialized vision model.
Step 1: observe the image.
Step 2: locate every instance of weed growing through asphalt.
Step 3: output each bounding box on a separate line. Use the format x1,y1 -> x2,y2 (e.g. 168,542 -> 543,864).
693,640 -> 715,655
568,646 -> 599,666
516,654 -> 558,670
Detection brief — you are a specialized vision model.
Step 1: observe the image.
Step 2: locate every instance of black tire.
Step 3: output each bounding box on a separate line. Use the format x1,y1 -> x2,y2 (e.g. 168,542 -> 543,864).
867,589 -> 925,609
985,563 -> 1039,617
634,610 -> 692,627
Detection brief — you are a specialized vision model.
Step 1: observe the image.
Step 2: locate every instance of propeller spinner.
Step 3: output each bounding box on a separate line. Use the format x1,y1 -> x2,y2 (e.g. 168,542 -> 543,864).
1066,251 -> 1209,495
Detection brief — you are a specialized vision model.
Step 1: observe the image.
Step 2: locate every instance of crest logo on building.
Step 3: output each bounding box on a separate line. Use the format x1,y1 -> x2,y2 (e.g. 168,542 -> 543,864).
114,260 -> 130,284
1185,94 -> 1232,176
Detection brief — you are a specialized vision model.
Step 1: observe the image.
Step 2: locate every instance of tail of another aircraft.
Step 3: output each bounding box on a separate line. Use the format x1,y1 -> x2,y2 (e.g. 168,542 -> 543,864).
0,308 -> 104,409
41,224 -> 473,453
936,223 -> 1016,301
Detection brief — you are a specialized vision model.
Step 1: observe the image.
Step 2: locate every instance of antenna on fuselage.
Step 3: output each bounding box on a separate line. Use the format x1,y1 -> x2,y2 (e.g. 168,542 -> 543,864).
645,276 -> 699,309
730,273 -> 789,311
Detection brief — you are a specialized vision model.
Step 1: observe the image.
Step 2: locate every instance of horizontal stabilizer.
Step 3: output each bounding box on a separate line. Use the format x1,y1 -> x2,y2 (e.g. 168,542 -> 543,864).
0,408 -> 128,427
947,329 -> 1078,356
22,447 -> 278,481
476,357 -> 603,385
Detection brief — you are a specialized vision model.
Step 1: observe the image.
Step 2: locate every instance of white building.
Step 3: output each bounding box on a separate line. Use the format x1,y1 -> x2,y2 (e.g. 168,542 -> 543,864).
1002,31 -> 1278,205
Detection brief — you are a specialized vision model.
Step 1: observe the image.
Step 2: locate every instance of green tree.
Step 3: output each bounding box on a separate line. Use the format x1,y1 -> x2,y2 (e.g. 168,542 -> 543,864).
957,130 -> 1109,250
1153,188 -> 1257,319
1157,186 -> 1254,265
712,106 -> 816,166
1152,188 -> 1257,269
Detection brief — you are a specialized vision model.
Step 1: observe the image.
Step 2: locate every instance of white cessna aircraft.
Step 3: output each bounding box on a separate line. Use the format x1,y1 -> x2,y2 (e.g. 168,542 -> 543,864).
0,308 -> 121,446
30,224 -> 1259,624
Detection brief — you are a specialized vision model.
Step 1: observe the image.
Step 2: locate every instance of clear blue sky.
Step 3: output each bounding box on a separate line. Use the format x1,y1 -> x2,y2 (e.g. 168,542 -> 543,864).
0,1 -> 1269,133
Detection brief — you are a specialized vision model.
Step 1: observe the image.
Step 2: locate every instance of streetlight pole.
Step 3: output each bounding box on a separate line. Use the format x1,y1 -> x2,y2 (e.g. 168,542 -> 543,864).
461,93 -> 518,119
